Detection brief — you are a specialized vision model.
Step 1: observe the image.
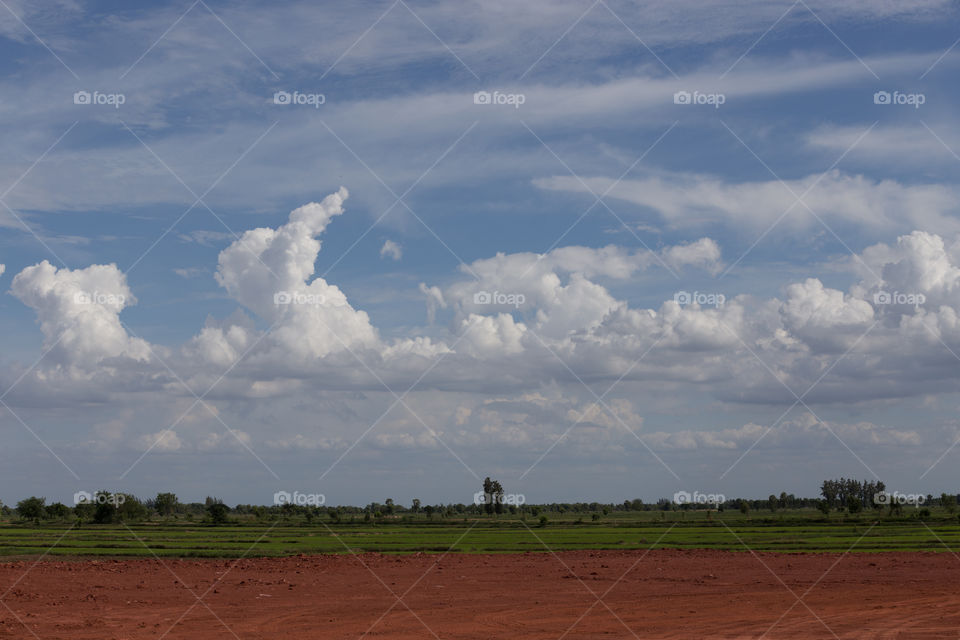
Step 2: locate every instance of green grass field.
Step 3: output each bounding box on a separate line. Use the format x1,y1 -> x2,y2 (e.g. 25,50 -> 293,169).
2,511 -> 959,558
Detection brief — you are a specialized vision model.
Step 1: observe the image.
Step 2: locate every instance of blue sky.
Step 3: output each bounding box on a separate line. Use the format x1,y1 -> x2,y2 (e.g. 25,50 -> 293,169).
2,0 -> 960,507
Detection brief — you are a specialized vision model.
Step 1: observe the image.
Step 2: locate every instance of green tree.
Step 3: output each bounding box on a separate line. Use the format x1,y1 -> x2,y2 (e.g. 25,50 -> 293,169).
207,499 -> 229,525
45,502 -> 71,520
481,477 -> 505,515
847,496 -> 862,514
16,497 -> 46,522
385,498 -> 395,515
93,491 -> 118,524
155,492 -> 179,517
941,493 -> 957,514
482,477 -> 495,515
767,495 -> 778,513
117,495 -> 149,522
411,498 -> 421,514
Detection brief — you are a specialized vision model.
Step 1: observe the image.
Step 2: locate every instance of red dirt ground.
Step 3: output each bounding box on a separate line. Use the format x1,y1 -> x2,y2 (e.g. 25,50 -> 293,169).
2,550 -> 959,639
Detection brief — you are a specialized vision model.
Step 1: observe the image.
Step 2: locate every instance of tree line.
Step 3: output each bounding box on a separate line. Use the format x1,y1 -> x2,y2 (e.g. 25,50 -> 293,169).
3,477 -> 957,525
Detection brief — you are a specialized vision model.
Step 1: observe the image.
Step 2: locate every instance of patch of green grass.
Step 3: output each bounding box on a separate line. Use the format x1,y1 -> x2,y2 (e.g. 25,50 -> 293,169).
1,515 -> 959,558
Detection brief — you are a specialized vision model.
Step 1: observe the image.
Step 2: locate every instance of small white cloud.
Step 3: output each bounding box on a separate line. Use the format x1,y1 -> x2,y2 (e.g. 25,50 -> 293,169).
174,267 -> 206,279
418,282 -> 446,324
380,239 -> 402,261
138,430 -> 182,453
178,230 -> 235,246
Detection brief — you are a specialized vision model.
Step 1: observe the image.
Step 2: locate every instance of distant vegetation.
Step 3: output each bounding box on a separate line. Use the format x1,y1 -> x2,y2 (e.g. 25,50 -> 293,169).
0,477 -> 956,528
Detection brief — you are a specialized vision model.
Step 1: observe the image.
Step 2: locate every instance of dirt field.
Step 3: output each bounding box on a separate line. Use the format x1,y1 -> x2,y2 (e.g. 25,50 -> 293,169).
2,550 -> 959,639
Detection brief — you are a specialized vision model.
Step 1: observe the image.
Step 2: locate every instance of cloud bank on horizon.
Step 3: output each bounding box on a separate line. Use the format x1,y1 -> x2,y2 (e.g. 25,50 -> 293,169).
1,0 -> 959,504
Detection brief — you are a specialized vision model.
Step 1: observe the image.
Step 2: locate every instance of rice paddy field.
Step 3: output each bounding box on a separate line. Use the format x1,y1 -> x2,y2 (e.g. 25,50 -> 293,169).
1,513 -> 959,558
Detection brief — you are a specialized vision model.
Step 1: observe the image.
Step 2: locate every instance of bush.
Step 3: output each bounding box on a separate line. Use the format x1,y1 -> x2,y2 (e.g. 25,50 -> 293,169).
207,500 -> 229,525
16,497 -> 46,522
538,515 -> 548,527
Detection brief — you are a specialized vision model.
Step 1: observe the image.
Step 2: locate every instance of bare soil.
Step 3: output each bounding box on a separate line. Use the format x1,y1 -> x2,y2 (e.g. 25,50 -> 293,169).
2,550 -> 959,639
